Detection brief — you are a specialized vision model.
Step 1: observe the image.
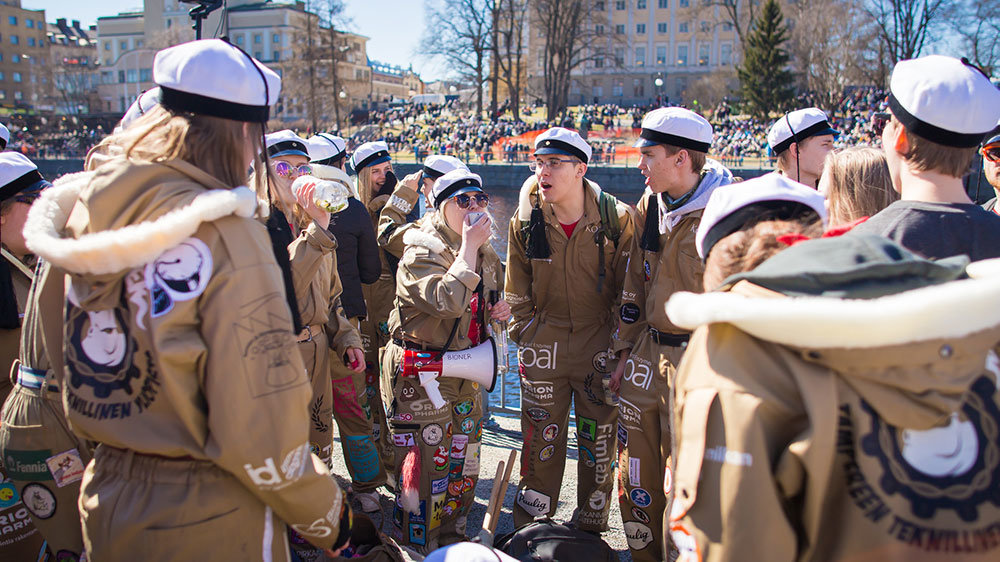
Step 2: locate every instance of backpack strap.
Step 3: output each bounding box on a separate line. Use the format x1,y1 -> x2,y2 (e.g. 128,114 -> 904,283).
597,190 -> 622,248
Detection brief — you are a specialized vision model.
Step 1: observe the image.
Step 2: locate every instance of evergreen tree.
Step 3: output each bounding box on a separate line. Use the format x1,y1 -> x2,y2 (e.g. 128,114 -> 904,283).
738,0 -> 796,118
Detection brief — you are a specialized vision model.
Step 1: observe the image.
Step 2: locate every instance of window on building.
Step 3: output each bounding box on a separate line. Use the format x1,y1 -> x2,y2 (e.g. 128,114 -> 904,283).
633,78 -> 644,97
14,90 -> 21,100
595,1 -> 605,9
701,21 -> 710,32
595,56 -> 604,68
127,69 -> 137,82
593,85 -> 603,98
8,16 -> 16,26
254,51 -> 262,59
101,71 -> 113,84
680,0 -> 689,6
616,24 -> 625,34
0,72 -> 4,80
26,19 -> 33,28
235,35 -> 244,45
657,22 -> 667,33
636,46 -> 645,66
118,70 -> 125,83
27,37 -> 34,46
638,0 -> 646,8
699,44 -> 709,65
272,33 -> 280,43
10,35 -> 18,45
614,47 -> 625,65
613,81 -> 624,96
658,0 -> 668,7
273,51 -> 280,62
140,68 -> 152,81
637,23 -> 646,34
721,43 -> 732,65
678,45 -> 688,66
0,90 -> 5,99
656,45 -> 666,65
679,22 -> 688,33
10,54 -> 19,63
12,72 -> 21,82
722,22 -> 733,31
136,39 -> 143,48
616,1 -> 625,9
121,40 -> 129,50
596,24 -> 604,34
254,33 -> 262,44
104,41 -> 111,51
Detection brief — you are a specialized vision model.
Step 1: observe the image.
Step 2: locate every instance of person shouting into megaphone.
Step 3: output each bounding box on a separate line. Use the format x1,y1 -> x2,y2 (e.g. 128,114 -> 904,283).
381,169 -> 508,552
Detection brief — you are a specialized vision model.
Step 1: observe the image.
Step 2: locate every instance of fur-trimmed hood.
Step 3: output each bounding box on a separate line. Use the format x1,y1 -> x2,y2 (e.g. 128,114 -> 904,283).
24,157 -> 256,310
667,257 -> 1000,428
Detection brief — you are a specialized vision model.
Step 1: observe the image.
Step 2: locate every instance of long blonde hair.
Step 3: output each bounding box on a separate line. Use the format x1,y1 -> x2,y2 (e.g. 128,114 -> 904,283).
822,147 -> 897,226
90,105 -> 262,189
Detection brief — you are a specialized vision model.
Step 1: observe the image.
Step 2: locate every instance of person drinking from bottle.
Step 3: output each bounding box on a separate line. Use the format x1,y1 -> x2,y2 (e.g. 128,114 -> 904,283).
381,169 -> 509,552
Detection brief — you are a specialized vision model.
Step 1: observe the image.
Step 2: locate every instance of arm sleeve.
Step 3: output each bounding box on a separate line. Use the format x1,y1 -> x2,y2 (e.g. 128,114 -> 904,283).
504,216 -> 535,345
398,247 -> 480,319
377,181 -> 421,259
326,259 -> 362,355
200,257 -> 347,550
612,200 -> 647,354
355,206 -> 382,285
288,221 -> 337,309
608,205 -> 637,327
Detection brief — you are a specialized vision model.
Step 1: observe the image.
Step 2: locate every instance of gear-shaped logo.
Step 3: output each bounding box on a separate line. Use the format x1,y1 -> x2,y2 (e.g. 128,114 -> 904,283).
65,304 -> 141,399
859,376 -> 1000,522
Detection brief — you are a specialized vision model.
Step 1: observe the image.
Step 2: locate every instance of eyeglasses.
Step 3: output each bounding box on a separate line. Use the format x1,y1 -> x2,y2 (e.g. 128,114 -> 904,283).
982,144 -> 1000,164
528,158 -> 577,172
872,112 -> 891,137
272,161 -> 312,178
452,192 -> 490,209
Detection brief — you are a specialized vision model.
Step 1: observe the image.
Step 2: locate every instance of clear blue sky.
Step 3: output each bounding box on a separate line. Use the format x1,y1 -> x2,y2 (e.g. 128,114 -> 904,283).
28,1 -> 444,79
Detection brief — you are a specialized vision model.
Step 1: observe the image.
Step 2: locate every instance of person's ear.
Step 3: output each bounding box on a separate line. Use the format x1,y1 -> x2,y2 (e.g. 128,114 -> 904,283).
894,125 -> 909,154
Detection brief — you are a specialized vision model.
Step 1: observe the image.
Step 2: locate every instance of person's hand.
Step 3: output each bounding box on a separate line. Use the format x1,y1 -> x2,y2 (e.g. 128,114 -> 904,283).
400,171 -> 422,194
461,211 -> 492,250
488,299 -> 511,322
345,347 -> 366,373
609,349 -> 630,396
324,545 -> 347,557
293,179 -> 330,230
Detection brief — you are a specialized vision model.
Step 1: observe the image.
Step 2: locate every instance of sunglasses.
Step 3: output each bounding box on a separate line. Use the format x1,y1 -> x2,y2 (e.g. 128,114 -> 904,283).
452,192 -> 490,209
982,144 -> 1000,164
272,161 -> 312,178
872,112 -> 891,136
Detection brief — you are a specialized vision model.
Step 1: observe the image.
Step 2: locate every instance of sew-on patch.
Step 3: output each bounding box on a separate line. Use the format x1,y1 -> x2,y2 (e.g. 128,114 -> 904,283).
625,521 -> 653,550
46,449 -> 86,488
620,303 -> 641,324
389,194 -> 413,214
21,483 -> 56,519
145,237 -> 213,318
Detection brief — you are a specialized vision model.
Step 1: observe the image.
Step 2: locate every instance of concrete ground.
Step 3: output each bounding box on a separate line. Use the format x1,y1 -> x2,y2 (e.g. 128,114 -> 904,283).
331,412 -> 633,561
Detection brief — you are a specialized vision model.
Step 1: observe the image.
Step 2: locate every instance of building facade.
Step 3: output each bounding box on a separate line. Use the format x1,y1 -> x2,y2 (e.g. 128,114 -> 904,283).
45,18 -> 100,114
370,60 -> 424,104
0,0 -> 48,110
526,0 -> 738,106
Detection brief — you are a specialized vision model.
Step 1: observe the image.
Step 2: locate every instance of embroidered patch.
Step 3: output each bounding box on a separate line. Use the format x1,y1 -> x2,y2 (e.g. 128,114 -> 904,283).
46,449 -> 85,488
0,481 -> 20,509
538,444 -> 555,462
454,400 -> 474,416
631,507 -> 650,524
145,237 -> 213,318
389,194 -> 414,214
624,521 -> 653,550
630,487 -> 652,508
517,488 -> 551,517
21,483 -> 56,519
431,477 -> 448,495
463,443 -> 481,475
393,433 -> 416,447
460,417 -> 475,434
526,407 -> 550,422
577,417 -> 597,441
629,457 -> 642,487
542,423 -> 559,442
432,445 -> 449,471
422,423 -> 443,446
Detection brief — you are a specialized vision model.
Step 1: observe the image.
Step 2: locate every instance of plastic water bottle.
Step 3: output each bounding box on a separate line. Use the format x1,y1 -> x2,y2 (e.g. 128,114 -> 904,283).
294,176 -> 350,214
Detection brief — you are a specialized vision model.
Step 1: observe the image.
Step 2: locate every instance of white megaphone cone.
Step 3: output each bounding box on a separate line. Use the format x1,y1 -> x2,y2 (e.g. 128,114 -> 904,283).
403,338 -> 498,408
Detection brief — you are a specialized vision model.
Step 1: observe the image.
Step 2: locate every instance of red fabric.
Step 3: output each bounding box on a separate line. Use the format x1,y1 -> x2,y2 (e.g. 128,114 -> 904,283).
560,220 -> 579,239
467,293 -> 482,343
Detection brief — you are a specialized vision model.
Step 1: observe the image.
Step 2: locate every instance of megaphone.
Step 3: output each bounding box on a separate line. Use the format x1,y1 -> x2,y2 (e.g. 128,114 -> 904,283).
401,338 -> 498,409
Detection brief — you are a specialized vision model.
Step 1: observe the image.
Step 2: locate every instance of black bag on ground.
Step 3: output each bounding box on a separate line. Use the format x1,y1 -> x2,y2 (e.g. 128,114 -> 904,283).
493,518 -> 617,562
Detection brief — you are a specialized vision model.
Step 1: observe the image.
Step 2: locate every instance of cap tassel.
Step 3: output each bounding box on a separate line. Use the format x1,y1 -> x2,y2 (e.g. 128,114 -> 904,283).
400,444 -> 421,515
639,193 -> 660,252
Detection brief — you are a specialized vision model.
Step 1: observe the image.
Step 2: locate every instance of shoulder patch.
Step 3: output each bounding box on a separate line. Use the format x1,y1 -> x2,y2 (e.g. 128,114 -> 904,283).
145,237 -> 213,318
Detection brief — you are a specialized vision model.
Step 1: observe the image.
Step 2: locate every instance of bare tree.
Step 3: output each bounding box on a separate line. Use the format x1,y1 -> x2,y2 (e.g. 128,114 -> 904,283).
489,0 -> 527,121
950,0 -> 1000,78
865,0 -> 947,65
420,0 -> 492,120
708,0 -> 763,52
284,1 -> 350,132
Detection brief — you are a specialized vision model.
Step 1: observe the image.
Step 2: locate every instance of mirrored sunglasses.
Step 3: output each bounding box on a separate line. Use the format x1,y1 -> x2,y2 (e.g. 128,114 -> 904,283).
272,161 -> 312,178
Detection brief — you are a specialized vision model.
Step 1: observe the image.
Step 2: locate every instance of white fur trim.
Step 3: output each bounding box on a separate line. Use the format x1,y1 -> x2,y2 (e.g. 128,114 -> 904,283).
402,226 -> 448,254
666,269 -> 1000,348
24,174 -> 258,275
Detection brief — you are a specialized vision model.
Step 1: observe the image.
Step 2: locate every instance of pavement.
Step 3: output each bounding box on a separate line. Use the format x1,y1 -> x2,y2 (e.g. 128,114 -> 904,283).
331,411 -> 633,561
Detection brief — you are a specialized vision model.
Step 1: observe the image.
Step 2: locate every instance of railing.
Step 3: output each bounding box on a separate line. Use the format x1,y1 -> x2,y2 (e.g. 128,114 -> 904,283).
388,148 -> 775,170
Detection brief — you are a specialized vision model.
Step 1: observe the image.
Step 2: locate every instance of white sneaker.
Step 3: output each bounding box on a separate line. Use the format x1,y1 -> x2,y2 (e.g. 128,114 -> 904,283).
356,490 -> 381,513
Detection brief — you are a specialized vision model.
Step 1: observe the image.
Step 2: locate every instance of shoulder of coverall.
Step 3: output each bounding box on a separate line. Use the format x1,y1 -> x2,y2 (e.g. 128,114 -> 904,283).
512,174 -> 631,236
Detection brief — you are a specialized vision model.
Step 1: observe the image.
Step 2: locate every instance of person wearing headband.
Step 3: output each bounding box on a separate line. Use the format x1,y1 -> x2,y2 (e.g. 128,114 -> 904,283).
0,152 -> 56,560
22,38 -> 352,558
381,169 -> 508,552
505,127 -> 636,539
852,55 -> 1000,261
765,107 -> 839,189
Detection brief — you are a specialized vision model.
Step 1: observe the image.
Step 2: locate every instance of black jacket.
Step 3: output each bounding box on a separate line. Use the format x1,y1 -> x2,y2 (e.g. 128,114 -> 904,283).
328,197 -> 380,319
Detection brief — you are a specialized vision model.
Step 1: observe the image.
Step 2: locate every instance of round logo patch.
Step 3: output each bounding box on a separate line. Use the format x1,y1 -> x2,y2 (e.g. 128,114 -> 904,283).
0,482 -> 19,509
629,487 -> 652,508
538,444 -> 555,462
542,423 -> 559,442
21,483 -> 56,519
592,351 -> 610,373
422,423 -> 443,446
454,400 -> 474,416
620,303 -> 641,325
460,417 -> 475,434
527,407 -> 550,422
145,237 -> 213,318
624,521 -> 653,550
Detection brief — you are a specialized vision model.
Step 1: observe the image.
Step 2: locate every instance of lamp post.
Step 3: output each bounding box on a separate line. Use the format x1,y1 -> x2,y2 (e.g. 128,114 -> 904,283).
654,73 -> 665,106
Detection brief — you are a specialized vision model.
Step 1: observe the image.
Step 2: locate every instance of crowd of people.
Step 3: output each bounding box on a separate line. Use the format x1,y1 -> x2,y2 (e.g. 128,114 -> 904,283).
2,37 -> 1000,562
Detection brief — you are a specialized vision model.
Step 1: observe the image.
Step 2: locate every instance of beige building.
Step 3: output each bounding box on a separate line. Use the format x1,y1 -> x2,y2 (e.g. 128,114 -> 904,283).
526,0 -> 738,105
0,0 -> 48,110
45,18 -> 100,114
95,0 -> 375,124
370,60 -> 424,104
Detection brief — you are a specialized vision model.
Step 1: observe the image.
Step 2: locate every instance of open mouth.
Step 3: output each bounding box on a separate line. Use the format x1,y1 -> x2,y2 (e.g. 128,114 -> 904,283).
539,181 -> 553,191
